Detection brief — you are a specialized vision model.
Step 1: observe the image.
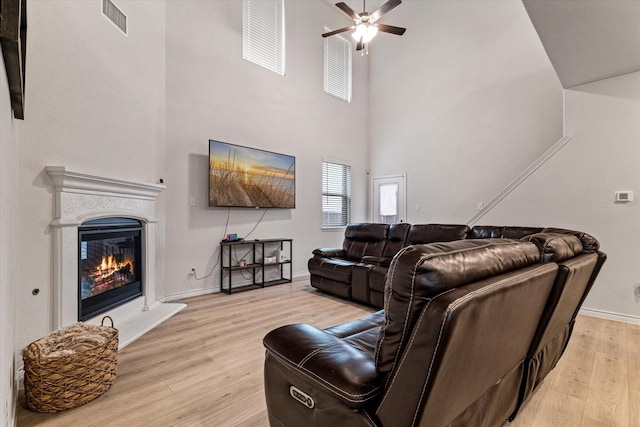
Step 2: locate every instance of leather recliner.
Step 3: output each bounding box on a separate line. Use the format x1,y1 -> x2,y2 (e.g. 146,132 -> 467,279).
510,229 -> 606,418
351,223 -> 411,305
365,223 -> 470,307
308,223 -> 390,300
265,232 -> 605,427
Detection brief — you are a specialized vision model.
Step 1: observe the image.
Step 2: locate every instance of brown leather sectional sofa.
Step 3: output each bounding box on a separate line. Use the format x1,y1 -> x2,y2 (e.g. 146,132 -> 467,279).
308,223 -> 546,308
263,225 -> 606,426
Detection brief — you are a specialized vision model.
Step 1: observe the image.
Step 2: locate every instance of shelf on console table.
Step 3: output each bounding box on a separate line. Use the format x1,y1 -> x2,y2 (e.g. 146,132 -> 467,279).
220,238 -> 292,294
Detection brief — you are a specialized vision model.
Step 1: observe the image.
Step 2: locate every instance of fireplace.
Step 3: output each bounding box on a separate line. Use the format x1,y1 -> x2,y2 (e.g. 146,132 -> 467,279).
47,166 -> 185,348
78,218 -> 143,321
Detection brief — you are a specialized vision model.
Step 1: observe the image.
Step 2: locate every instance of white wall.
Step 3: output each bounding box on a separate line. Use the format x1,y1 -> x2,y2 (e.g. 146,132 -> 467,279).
368,0 -> 563,224
163,1 -> 369,298
0,43 -> 19,427
482,71 -> 640,322
17,0 -> 167,350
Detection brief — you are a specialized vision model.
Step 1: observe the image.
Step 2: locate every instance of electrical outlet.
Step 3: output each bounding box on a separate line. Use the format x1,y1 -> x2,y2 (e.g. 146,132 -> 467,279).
634,284 -> 640,302
477,202 -> 484,210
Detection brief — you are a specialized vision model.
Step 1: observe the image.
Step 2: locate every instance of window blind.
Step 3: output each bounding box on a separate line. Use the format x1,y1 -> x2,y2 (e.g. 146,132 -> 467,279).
323,26 -> 352,102
103,0 -> 127,34
322,161 -> 351,227
243,0 -> 286,75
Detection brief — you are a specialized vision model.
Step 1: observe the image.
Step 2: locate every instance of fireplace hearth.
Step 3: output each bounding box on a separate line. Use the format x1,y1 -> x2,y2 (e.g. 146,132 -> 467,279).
78,217 -> 143,321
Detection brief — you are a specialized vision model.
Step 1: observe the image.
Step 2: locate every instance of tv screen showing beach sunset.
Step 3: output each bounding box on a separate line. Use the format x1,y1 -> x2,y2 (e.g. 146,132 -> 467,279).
209,140 -> 296,208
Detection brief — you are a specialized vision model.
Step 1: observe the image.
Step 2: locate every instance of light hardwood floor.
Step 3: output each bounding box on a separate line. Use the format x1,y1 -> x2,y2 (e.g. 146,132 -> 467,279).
17,279 -> 640,426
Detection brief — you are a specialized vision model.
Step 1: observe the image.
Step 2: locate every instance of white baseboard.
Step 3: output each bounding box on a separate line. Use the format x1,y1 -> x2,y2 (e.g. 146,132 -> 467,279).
162,272 -> 311,303
162,287 -> 218,302
292,272 -> 310,281
579,307 -> 640,325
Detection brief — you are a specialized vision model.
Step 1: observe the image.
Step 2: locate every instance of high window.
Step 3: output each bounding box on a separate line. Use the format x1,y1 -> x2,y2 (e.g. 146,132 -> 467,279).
323,26 -> 352,102
243,0 -> 286,75
322,160 -> 351,228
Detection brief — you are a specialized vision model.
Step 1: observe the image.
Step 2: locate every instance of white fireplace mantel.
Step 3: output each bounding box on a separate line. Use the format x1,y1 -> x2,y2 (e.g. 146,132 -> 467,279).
46,166 -> 184,347
46,166 -> 165,226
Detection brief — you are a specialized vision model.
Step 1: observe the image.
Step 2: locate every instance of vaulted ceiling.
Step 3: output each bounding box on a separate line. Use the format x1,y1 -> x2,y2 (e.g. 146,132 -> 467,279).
331,0 -> 640,89
510,0 -> 639,88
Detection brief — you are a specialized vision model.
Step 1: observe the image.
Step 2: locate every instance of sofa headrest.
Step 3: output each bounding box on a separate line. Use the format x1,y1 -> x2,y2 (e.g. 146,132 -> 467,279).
522,233 -> 584,263
469,225 -> 544,239
344,223 -> 389,242
407,224 -> 470,245
375,239 -> 540,374
387,223 -> 411,242
343,223 -> 390,260
541,227 -> 600,252
381,223 -> 412,258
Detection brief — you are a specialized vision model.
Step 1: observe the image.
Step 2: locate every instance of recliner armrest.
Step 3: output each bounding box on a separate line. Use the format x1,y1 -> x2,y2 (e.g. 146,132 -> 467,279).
263,323 -> 383,408
312,247 -> 346,258
361,255 -> 392,267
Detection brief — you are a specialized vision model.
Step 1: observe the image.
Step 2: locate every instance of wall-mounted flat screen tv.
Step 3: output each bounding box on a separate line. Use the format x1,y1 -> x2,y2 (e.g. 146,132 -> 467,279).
209,139 -> 296,208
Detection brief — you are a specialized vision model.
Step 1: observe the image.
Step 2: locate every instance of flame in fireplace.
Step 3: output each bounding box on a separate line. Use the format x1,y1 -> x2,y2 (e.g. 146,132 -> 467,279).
96,254 -> 135,278
81,251 -> 137,300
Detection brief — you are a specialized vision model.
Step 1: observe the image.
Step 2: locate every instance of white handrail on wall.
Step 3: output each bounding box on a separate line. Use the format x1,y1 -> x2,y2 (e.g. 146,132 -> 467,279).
467,135 -> 572,226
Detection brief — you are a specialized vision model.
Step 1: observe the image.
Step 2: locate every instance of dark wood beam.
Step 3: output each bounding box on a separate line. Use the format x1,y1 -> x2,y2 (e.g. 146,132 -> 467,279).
0,0 -> 26,120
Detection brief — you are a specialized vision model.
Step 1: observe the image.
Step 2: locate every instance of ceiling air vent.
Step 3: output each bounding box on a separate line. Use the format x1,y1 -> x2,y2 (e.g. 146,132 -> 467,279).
102,0 -> 127,35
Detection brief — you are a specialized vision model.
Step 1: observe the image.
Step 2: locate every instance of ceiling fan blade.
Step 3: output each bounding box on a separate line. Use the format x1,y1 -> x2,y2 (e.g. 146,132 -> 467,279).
356,40 -> 365,51
376,23 -> 406,36
322,26 -> 355,38
335,2 -> 360,21
371,0 -> 402,22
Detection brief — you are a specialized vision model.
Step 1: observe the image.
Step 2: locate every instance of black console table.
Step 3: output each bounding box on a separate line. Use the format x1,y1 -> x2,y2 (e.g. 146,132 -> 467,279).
220,238 -> 292,294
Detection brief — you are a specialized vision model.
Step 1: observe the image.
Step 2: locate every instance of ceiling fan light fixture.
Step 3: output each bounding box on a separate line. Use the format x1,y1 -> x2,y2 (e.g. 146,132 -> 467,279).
365,24 -> 378,41
352,23 -> 378,43
352,23 -> 366,41
324,0 -> 405,51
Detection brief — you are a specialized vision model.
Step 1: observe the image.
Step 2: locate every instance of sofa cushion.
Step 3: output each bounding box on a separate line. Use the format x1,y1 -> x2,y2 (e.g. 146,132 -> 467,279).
406,223 -> 470,245
325,310 -> 385,339
343,223 -> 389,261
381,223 -> 411,258
308,257 -> 359,283
324,311 -> 384,359
541,227 -> 600,252
375,239 -> 541,375
469,225 -> 544,239
522,233 -> 583,263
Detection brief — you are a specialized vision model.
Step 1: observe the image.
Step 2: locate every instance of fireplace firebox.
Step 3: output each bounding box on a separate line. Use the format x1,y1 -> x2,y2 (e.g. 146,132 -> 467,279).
78,217 -> 143,321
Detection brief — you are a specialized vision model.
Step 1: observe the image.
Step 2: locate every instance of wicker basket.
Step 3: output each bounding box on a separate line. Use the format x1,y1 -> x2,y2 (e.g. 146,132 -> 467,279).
23,316 -> 118,413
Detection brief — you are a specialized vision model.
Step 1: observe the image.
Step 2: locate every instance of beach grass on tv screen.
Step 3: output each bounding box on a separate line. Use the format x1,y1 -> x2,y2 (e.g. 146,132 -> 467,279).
209,140 -> 295,208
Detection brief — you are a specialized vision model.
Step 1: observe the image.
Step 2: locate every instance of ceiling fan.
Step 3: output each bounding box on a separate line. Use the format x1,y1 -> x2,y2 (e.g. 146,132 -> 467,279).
322,0 -> 406,52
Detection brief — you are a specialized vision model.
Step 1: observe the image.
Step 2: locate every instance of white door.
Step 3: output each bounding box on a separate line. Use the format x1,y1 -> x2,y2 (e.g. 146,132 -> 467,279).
372,175 -> 406,224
